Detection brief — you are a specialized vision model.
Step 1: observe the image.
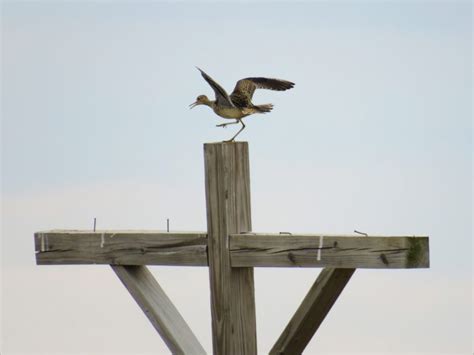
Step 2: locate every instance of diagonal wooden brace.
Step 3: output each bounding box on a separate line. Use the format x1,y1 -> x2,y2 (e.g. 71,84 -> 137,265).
112,265 -> 206,355
270,268 -> 356,354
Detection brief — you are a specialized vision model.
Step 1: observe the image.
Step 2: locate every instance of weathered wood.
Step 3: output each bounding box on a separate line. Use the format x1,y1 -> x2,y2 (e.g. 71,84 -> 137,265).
270,268 -> 355,354
231,234 -> 429,269
32,140 -> 432,353
34,231 -> 207,266
35,231 -> 429,269
112,265 -> 206,355
204,142 -> 257,355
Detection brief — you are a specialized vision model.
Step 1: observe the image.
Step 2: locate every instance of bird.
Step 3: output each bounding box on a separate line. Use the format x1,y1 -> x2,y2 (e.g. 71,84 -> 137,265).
190,67 -> 294,142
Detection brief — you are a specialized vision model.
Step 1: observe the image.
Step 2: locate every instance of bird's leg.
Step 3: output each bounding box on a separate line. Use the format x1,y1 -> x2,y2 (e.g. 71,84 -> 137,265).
226,120 -> 246,142
216,120 -> 239,128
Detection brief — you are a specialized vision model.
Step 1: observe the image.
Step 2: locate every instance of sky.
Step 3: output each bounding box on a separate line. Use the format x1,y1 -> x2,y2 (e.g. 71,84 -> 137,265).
1,1 -> 472,354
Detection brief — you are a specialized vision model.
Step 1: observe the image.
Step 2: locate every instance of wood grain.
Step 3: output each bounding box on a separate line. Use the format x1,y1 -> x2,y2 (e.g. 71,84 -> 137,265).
204,142 -> 257,355
112,265 -> 206,354
35,231 -> 429,269
231,234 -> 429,269
270,268 -> 355,354
34,231 -> 208,266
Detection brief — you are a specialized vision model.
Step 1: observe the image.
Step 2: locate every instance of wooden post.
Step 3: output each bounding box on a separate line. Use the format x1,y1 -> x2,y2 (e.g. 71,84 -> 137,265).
204,142 -> 257,355
33,142 -> 432,353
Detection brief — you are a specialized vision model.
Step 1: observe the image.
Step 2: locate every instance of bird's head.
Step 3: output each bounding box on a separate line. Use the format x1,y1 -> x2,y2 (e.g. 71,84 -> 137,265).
189,95 -> 211,109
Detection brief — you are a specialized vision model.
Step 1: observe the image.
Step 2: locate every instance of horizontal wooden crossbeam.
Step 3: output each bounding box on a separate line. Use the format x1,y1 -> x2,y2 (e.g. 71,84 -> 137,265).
35,231 -> 429,269
34,230 -> 208,266
231,234 -> 429,269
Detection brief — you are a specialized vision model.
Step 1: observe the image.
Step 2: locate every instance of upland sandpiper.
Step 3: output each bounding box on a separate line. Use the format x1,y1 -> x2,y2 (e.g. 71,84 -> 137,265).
190,67 -> 294,141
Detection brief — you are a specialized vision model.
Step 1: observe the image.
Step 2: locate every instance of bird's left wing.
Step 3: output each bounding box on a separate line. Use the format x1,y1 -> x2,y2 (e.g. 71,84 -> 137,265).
230,77 -> 295,107
197,68 -> 235,108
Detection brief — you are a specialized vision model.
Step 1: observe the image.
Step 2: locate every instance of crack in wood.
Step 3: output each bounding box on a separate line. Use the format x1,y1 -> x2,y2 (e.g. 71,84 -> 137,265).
372,248 -> 408,253
269,247 -> 333,255
37,248 -> 74,253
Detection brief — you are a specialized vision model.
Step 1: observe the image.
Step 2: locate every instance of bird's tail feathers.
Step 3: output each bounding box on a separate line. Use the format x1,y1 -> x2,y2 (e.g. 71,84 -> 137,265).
254,104 -> 274,113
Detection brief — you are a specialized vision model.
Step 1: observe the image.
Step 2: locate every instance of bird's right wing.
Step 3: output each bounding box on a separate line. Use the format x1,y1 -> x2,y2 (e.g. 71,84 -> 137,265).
197,68 -> 235,108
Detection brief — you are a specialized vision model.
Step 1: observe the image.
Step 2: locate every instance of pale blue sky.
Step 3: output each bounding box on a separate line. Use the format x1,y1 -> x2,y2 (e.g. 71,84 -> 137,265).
2,1 -> 472,354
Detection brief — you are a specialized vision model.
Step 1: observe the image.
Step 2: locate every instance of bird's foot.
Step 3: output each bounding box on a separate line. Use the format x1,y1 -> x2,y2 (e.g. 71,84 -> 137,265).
216,123 -> 228,128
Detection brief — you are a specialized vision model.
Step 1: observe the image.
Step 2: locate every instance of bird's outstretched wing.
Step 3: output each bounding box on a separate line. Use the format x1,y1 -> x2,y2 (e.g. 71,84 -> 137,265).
230,77 -> 295,108
196,67 -> 235,108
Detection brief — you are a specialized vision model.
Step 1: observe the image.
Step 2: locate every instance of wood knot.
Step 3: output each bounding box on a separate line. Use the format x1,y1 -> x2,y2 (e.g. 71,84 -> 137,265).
287,252 -> 296,263
380,253 -> 389,265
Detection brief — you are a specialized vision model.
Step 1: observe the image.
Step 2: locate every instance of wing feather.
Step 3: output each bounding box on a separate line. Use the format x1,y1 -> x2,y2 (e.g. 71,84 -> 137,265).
196,67 -> 235,108
230,77 -> 295,107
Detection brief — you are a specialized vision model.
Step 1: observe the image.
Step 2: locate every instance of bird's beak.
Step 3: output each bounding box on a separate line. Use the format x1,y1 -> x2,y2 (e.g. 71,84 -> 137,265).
189,101 -> 199,109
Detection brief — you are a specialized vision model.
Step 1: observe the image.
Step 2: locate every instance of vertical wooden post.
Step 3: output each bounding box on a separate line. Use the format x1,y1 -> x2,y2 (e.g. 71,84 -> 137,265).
204,142 -> 257,355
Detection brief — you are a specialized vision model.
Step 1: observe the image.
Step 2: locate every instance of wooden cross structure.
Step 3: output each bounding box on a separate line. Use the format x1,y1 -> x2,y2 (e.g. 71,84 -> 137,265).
34,142 -> 430,354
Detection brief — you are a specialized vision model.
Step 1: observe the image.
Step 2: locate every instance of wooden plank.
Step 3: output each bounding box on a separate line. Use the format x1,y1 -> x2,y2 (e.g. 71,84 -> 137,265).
270,268 -> 355,354
34,231 -> 429,269
204,142 -> 257,355
112,265 -> 206,355
230,234 -> 429,269
34,231 -> 208,266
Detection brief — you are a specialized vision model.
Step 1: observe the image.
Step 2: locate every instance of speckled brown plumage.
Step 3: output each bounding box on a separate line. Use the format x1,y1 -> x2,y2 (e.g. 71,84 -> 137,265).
190,67 -> 294,142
